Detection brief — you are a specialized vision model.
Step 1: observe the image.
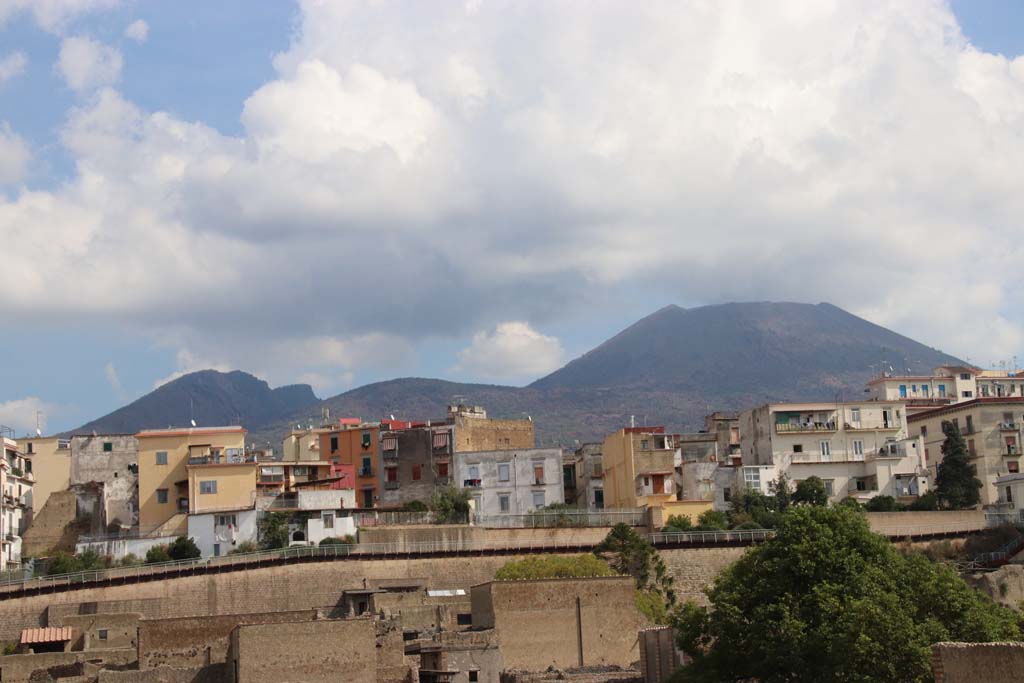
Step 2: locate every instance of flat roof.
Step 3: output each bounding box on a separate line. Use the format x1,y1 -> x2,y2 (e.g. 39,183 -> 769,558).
138,426 -> 245,438
908,397 -> 1024,421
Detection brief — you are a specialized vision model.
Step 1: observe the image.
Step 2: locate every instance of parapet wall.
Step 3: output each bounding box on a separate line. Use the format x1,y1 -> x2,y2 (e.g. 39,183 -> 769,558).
932,642 -> 1024,683
865,510 -> 985,536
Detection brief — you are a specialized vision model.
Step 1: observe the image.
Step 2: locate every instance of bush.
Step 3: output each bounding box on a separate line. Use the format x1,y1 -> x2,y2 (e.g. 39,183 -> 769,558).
119,553 -> 142,567
732,520 -> 762,530
495,555 -> 614,580
837,497 -> 862,510
635,589 -> 670,625
662,515 -> 693,532
259,512 -> 291,550
229,541 -> 259,555
429,487 -> 471,524
865,495 -> 902,512
167,536 -> 201,561
908,492 -> 939,511
145,545 -> 171,564
46,552 -> 81,576
319,535 -> 357,546
694,510 -> 728,531
401,500 -> 429,512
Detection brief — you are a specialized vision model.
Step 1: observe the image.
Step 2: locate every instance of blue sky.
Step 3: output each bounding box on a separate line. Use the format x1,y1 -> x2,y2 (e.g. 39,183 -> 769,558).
1,1 -> 1024,434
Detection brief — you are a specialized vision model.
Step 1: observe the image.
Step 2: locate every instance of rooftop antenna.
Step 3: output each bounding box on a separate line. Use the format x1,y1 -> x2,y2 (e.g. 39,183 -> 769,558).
35,411 -> 42,437
189,398 -> 195,428
390,414 -> 395,421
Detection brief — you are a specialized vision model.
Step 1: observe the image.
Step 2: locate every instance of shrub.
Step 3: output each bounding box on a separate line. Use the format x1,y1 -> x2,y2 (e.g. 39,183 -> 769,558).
495,555 -> 614,580
46,552 -> 81,576
229,541 -> 259,555
119,553 -> 142,567
865,495 -> 901,512
401,500 -> 429,512
259,512 -> 291,550
319,535 -> 357,546
430,487 -> 471,524
145,545 -> 171,564
635,589 -> 670,625
694,510 -> 728,531
908,492 -> 939,511
167,536 -> 201,561
662,515 -> 693,532
732,520 -> 762,530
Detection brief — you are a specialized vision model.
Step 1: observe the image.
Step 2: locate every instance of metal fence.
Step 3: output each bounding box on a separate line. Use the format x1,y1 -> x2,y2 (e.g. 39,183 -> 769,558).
475,508 -> 646,529
354,510 -> 469,526
649,529 -> 775,545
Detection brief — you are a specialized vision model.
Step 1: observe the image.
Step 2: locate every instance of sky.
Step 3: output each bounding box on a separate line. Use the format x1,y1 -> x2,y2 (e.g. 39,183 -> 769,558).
1,0 -> 1024,435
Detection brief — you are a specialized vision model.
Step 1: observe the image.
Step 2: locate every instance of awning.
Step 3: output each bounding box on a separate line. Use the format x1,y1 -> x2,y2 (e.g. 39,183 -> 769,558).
382,437 -> 397,451
20,627 -> 73,645
433,432 -> 449,449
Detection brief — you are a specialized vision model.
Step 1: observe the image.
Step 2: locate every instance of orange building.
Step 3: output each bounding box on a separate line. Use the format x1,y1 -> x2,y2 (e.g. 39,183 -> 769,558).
319,423 -> 380,508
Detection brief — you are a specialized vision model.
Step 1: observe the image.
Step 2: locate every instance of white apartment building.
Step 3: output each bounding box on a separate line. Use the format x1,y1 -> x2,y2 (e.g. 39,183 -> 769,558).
1,432 -> 34,570
868,365 -> 1024,411
454,448 -> 564,518
739,401 -> 928,503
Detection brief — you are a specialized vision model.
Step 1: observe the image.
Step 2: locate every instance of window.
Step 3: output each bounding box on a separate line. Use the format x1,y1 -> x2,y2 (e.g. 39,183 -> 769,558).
213,544 -> 221,557
156,489 -> 168,504
968,439 -> 976,457
293,466 -> 309,476
200,480 -> 217,494
961,373 -> 972,380
856,479 -> 867,491
911,384 -> 918,394
386,467 -> 398,482
852,440 -> 864,459
323,512 -> 334,529
723,487 -> 731,502
819,441 -> 831,458
437,462 -> 449,477
468,465 -> 480,480
962,391 -> 973,398
98,629 -> 108,641
641,439 -> 649,450
533,464 -> 544,485
498,494 -> 510,513
26,443 -> 33,454
743,468 -> 761,486
457,613 -> 472,626
498,463 -> 510,482
793,444 -> 803,453
330,436 -> 338,452
966,416 -> 975,434
822,480 -> 834,497
103,442 -> 113,452
1009,461 -> 1020,474
922,385 -> 930,397
532,491 -> 545,508
361,456 -> 372,475
850,408 -> 861,423
594,490 -> 604,509
938,384 -> 947,397
155,451 -> 168,465
1005,412 -> 1015,425
469,672 -> 479,682
412,465 -> 422,481
361,431 -> 372,449
920,425 -> 927,437
216,514 -> 236,527
1007,486 -> 1014,504
899,385 -> 907,398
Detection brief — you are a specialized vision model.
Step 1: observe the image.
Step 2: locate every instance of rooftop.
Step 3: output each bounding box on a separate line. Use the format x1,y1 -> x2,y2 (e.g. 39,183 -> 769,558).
137,426 -> 246,438
908,397 -> 1024,421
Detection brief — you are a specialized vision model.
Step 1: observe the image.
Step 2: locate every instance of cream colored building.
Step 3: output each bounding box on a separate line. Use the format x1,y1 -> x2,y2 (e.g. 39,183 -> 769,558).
739,401 -> 927,503
1,434 -> 34,570
908,398 -> 1024,507
16,436 -> 70,515
137,426 -> 247,534
868,365 -> 1024,412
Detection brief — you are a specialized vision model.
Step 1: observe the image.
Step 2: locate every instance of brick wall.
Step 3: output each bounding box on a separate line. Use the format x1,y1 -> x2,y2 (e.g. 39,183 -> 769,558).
659,547 -> 748,606
230,618 -> 377,683
60,612 -> 141,651
454,417 -> 535,452
21,490 -> 78,556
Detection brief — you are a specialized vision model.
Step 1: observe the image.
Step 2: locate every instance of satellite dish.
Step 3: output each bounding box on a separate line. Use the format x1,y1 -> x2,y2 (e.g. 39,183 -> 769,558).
190,419 -> 197,427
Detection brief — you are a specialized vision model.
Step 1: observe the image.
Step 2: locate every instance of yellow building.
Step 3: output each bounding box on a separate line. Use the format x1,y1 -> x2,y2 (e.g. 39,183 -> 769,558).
137,426 -> 246,533
187,462 -> 257,514
17,436 -> 70,514
601,427 -> 713,523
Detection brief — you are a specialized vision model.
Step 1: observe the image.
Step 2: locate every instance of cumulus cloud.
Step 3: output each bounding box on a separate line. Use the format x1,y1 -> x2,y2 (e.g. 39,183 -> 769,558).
152,349 -> 233,390
57,36 -> 122,92
0,0 -> 119,33
0,397 -> 59,435
4,1 -> 1024,389
0,122 -> 29,184
0,51 -> 27,84
123,19 -> 147,43
456,322 -> 565,381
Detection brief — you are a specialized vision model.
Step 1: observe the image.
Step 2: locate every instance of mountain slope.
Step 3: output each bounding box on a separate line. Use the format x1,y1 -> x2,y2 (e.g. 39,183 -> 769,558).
67,370 -> 319,436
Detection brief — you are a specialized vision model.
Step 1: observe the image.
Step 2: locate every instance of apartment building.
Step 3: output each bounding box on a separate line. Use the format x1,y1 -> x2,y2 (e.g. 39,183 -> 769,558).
137,426 -> 247,534
453,448 -> 563,517
703,412 -> 741,459
867,365 -> 1024,413
448,404 -> 535,452
69,434 -> 139,529
908,398 -> 1024,506
16,436 -> 70,514
378,422 -> 454,508
319,424 -> 381,508
1,433 -> 33,570
738,401 -> 927,503
575,443 -> 604,509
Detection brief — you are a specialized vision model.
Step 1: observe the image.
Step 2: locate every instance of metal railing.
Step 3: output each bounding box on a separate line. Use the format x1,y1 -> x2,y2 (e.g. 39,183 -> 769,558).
476,508 -> 646,529
354,510 -> 469,526
650,529 -> 775,545
776,422 -> 837,433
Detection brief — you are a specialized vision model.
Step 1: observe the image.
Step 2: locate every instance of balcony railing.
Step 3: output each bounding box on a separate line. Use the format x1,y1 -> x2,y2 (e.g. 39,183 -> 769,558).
384,481 -> 400,490
463,479 -> 482,488
1002,423 -> 1020,431
1007,446 -> 1020,456
845,421 -> 903,431
776,422 -> 837,433
359,468 -> 373,477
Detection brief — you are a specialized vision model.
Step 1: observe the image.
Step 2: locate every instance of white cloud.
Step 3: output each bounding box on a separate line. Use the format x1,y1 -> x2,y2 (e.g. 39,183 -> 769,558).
103,361 -> 124,398
57,36 -> 122,92
152,349 -> 233,389
0,51 -> 27,84
123,19 -> 147,43
0,397 -> 59,436
4,1 -> 1024,388
455,322 -> 565,381
0,122 -> 29,184
0,0 -> 119,33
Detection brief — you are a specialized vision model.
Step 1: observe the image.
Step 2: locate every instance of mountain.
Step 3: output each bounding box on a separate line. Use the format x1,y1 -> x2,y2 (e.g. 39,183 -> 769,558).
68,301 -> 966,446
67,370 -> 319,436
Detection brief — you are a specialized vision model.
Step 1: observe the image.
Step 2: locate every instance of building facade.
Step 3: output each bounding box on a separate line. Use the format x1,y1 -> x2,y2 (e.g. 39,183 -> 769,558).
449,405 -> 535,453
16,436 -> 70,515
601,427 -> 679,509
70,435 -> 139,530
379,424 -> 454,509
908,398 -> 1024,506
1,434 -> 33,570
453,448 -> 563,517
319,424 -> 381,509
137,426 -> 247,534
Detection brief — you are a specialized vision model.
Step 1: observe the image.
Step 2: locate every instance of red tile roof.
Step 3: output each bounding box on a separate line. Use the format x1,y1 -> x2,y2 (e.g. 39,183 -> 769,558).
20,627 -> 73,644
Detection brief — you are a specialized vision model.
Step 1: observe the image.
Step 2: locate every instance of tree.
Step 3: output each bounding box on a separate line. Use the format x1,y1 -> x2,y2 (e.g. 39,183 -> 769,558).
792,476 -> 828,506
46,552 -> 81,575
167,536 -> 201,560
935,422 -> 983,510
145,545 -> 171,564
495,555 -> 614,580
694,510 -> 728,531
594,524 -> 676,608
728,488 -> 780,529
430,486 -> 471,524
769,473 -> 791,512
908,492 -> 939,511
662,515 -> 693,532
865,495 -> 901,512
259,512 -> 291,550
672,505 -> 1020,683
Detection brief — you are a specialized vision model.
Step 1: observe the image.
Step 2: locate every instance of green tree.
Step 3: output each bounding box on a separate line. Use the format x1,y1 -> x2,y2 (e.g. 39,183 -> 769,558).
865,495 -> 901,512
400,500 -> 429,512
594,524 -> 676,608
495,555 -> 614,580
792,476 -> 828,506
694,510 -> 728,531
144,545 -> 171,564
166,536 -> 201,560
429,486 -> 471,524
672,505 -> 1020,683
728,488 -> 780,529
935,422 -> 983,510
769,473 -> 791,512
46,552 -> 81,575
258,512 -> 291,549
662,515 -> 693,532
908,492 -> 939,511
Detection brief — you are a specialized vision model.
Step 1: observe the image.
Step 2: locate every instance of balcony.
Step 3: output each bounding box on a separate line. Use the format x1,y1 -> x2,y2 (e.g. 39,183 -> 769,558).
1002,423 -> 1020,431
1006,445 -> 1020,456
776,422 -> 837,433
435,476 -> 451,486
359,468 -> 373,477
845,420 -> 903,431
463,478 -> 482,488
383,451 -> 399,462
634,451 -> 675,476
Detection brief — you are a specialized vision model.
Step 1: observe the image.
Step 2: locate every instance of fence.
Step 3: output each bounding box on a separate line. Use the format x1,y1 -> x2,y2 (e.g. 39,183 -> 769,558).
354,510 -> 469,526
475,508 -> 646,529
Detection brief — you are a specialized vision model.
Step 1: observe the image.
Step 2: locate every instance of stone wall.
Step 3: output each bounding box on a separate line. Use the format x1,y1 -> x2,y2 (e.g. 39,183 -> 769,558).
931,642 -> 1024,683
0,648 -> 136,683
59,612 -> 141,651
865,510 -> 985,536
659,547 -> 747,605
358,525 -> 622,551
71,435 -> 139,528
98,665 -> 226,683
229,618 -> 377,683
454,417 -> 535,452
475,577 -> 644,671
138,610 -> 317,669
21,490 -> 78,556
